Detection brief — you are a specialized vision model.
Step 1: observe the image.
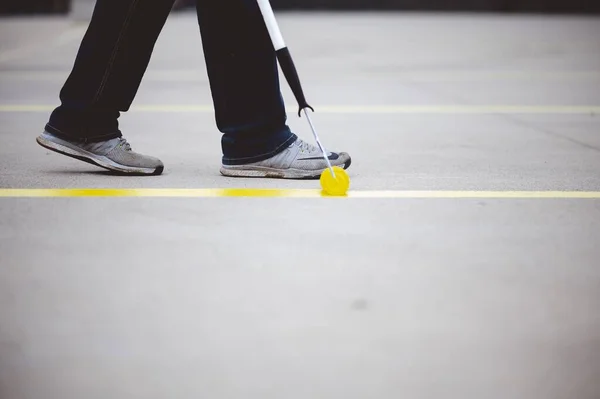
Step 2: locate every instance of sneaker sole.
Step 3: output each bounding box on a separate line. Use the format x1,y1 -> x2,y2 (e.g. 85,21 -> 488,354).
220,157 -> 351,180
36,133 -> 163,176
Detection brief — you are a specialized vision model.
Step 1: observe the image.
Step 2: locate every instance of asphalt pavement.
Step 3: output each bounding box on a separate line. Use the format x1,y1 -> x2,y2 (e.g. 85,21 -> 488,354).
1,11 -> 599,399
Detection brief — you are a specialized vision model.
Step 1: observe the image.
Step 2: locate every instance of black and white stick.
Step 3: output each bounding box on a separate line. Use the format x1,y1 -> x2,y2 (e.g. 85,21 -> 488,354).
256,0 -> 335,177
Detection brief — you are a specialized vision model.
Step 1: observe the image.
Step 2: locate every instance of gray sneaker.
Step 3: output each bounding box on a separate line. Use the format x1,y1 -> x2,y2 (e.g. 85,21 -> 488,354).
220,138 -> 351,179
36,131 -> 164,175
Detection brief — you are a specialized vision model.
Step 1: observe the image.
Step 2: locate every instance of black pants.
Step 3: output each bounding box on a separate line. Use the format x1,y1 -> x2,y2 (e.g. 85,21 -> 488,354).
46,0 -> 296,165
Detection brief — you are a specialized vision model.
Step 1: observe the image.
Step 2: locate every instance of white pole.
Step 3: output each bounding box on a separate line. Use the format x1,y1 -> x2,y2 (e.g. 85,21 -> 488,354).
256,0 -> 286,51
256,0 -> 336,179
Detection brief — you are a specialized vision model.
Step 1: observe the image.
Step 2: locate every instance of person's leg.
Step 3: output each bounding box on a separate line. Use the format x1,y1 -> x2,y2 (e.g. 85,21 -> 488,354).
195,0 -> 295,165
37,0 -> 175,175
196,0 -> 351,179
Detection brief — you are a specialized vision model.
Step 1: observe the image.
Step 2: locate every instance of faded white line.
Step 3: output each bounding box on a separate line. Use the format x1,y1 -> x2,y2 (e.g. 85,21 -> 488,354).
0,25 -> 83,65
1,70 -> 599,82
1,104 -> 599,115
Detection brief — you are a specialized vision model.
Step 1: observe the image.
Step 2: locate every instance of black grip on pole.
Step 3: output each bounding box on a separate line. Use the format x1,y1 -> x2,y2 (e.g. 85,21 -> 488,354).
275,47 -> 314,117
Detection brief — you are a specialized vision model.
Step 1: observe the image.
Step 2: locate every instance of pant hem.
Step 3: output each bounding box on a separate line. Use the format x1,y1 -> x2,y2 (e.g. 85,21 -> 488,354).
222,134 -> 297,166
45,123 -> 123,143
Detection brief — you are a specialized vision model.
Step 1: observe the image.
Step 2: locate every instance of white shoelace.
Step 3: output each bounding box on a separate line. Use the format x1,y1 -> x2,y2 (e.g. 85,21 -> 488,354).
84,137 -> 131,154
297,139 -> 319,154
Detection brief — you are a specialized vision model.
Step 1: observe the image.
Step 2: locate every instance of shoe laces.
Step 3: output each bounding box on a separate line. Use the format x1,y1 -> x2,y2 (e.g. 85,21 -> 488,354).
89,137 -> 131,155
117,138 -> 132,152
297,139 -> 319,154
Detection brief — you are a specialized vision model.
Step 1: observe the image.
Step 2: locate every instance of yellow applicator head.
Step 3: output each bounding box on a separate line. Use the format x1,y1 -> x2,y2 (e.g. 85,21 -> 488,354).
320,166 -> 350,196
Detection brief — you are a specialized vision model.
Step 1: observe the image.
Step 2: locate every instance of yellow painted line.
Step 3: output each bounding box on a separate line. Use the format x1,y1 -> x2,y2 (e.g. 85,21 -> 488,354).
0,105 -> 55,112
1,104 -> 600,114
310,105 -> 600,115
349,191 -> 600,199
0,188 -> 318,198
1,189 -> 599,199
2,70 -> 600,82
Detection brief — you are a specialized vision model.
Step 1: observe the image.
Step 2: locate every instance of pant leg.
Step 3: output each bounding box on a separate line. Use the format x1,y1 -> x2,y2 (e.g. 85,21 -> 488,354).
196,0 -> 296,165
46,0 -> 176,142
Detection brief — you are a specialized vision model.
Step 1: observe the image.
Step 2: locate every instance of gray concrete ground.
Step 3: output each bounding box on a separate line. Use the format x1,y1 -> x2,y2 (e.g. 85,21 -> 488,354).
1,11 -> 600,399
